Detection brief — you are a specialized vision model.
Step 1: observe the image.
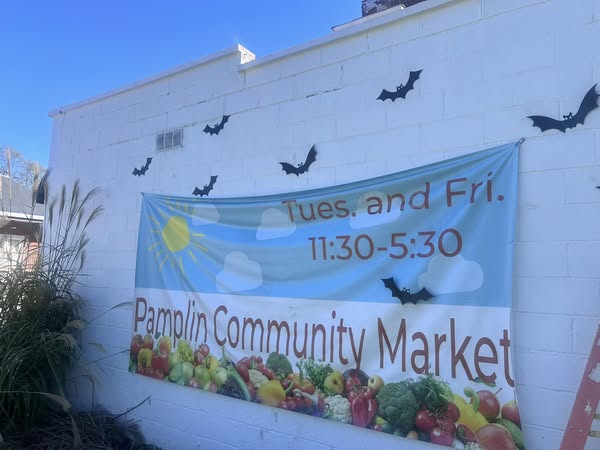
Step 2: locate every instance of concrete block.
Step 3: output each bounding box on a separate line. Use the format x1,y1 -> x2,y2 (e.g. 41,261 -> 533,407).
519,169 -> 566,206
385,89 -> 444,128
366,18 -> 420,51
278,48 -> 322,79
294,64 -> 343,99
390,34 -> 448,70
573,317 -> 600,355
482,34 -> 555,81
565,166 -> 600,204
321,34 -> 368,65
514,349 -> 586,391
516,276 -> 600,315
513,313 -> 573,352
340,49 -> 391,85
518,204 -> 600,242
257,77 -> 296,107
517,386 -> 575,430
568,242 -> 600,277
335,105 -> 386,138
519,131 -> 597,172
514,242 -> 568,277
421,115 -> 485,153
512,65 -> 595,106
418,0 -> 482,37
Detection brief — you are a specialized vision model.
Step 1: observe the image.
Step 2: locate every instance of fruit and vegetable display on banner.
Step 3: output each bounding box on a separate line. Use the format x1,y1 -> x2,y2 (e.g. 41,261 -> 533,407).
129,142 -> 524,449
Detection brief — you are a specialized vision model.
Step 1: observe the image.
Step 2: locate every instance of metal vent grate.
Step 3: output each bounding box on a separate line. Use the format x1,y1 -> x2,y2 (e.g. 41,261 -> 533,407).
156,128 -> 183,151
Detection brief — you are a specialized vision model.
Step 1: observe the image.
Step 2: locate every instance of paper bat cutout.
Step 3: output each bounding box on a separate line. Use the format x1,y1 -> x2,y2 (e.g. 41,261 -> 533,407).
377,70 -> 423,102
280,145 -> 317,176
192,175 -> 218,197
203,115 -> 230,135
381,277 -> 433,305
528,84 -> 599,133
132,157 -> 152,176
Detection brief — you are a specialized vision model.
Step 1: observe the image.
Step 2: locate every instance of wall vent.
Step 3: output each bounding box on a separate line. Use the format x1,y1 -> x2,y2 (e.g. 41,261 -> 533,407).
156,128 -> 183,151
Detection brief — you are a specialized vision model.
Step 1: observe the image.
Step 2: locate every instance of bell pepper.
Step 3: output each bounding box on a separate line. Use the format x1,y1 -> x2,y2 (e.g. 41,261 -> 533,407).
454,388 -> 488,433
151,351 -> 170,375
258,380 -> 287,407
350,390 -> 378,427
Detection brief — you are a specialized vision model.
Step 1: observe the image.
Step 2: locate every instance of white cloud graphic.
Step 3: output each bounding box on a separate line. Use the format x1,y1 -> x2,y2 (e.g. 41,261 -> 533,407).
191,204 -> 219,226
257,208 -> 296,240
418,254 -> 483,294
349,191 -> 402,229
216,251 -> 263,293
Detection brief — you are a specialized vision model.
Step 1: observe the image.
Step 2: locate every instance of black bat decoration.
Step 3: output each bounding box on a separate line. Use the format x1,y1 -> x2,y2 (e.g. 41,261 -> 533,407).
377,70 -> 423,102
280,145 -> 317,176
192,175 -> 218,197
528,84 -> 599,133
203,115 -> 230,135
381,277 -> 433,305
132,157 -> 152,176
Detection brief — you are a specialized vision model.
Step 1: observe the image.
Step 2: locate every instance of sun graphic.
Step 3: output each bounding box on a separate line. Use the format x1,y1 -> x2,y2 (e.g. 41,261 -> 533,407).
148,201 -> 207,274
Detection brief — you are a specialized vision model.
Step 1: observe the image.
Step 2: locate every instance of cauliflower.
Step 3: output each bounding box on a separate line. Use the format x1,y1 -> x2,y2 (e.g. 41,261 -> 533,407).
323,395 -> 352,424
249,368 -> 269,388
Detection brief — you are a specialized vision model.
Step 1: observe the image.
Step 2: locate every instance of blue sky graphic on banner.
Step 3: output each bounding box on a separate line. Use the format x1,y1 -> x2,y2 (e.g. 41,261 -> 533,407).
130,142 -> 523,447
136,143 -> 518,308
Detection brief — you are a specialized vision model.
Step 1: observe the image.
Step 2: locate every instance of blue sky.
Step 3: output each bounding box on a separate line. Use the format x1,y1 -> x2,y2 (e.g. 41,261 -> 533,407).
0,1 -> 360,167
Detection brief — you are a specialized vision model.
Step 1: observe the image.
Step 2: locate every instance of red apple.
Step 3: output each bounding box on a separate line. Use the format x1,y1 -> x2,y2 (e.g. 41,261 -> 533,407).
198,343 -> 210,357
142,333 -> 154,350
476,389 -> 500,420
130,334 -> 143,356
501,400 -> 521,428
194,349 -> 205,365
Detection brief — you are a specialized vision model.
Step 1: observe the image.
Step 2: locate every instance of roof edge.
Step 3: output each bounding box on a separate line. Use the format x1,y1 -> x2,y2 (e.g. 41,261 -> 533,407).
239,0 -> 459,72
48,44 -> 255,117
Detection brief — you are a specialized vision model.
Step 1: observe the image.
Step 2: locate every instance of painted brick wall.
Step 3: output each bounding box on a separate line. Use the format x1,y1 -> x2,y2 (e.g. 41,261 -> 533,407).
48,0 -> 600,448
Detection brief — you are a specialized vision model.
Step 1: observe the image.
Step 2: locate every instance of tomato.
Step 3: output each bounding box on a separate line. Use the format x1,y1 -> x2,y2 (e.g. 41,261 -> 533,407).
447,402 -> 460,422
430,426 -> 454,447
415,409 -> 436,432
436,417 -> 456,435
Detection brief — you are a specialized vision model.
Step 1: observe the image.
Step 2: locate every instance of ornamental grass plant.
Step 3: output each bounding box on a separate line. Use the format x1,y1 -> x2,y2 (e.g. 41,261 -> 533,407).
0,179 -> 162,449
0,179 -> 103,441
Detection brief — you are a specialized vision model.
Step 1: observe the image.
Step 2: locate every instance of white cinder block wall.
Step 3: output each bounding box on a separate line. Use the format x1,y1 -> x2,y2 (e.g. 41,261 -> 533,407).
48,0 -> 600,448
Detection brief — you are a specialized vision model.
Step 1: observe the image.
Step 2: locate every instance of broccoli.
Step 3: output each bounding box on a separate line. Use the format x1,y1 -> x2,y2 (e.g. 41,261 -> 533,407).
266,352 -> 293,380
376,381 -> 419,433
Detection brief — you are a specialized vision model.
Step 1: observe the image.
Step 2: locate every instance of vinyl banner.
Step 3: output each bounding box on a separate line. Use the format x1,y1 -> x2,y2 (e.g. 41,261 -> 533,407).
129,142 -> 523,448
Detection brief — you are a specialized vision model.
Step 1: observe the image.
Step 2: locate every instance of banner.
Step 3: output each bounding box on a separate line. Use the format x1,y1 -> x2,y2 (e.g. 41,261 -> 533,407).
129,142 -> 523,448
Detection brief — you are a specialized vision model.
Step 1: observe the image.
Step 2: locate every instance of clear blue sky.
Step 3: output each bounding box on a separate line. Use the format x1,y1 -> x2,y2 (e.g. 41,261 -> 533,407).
0,1 -> 360,167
